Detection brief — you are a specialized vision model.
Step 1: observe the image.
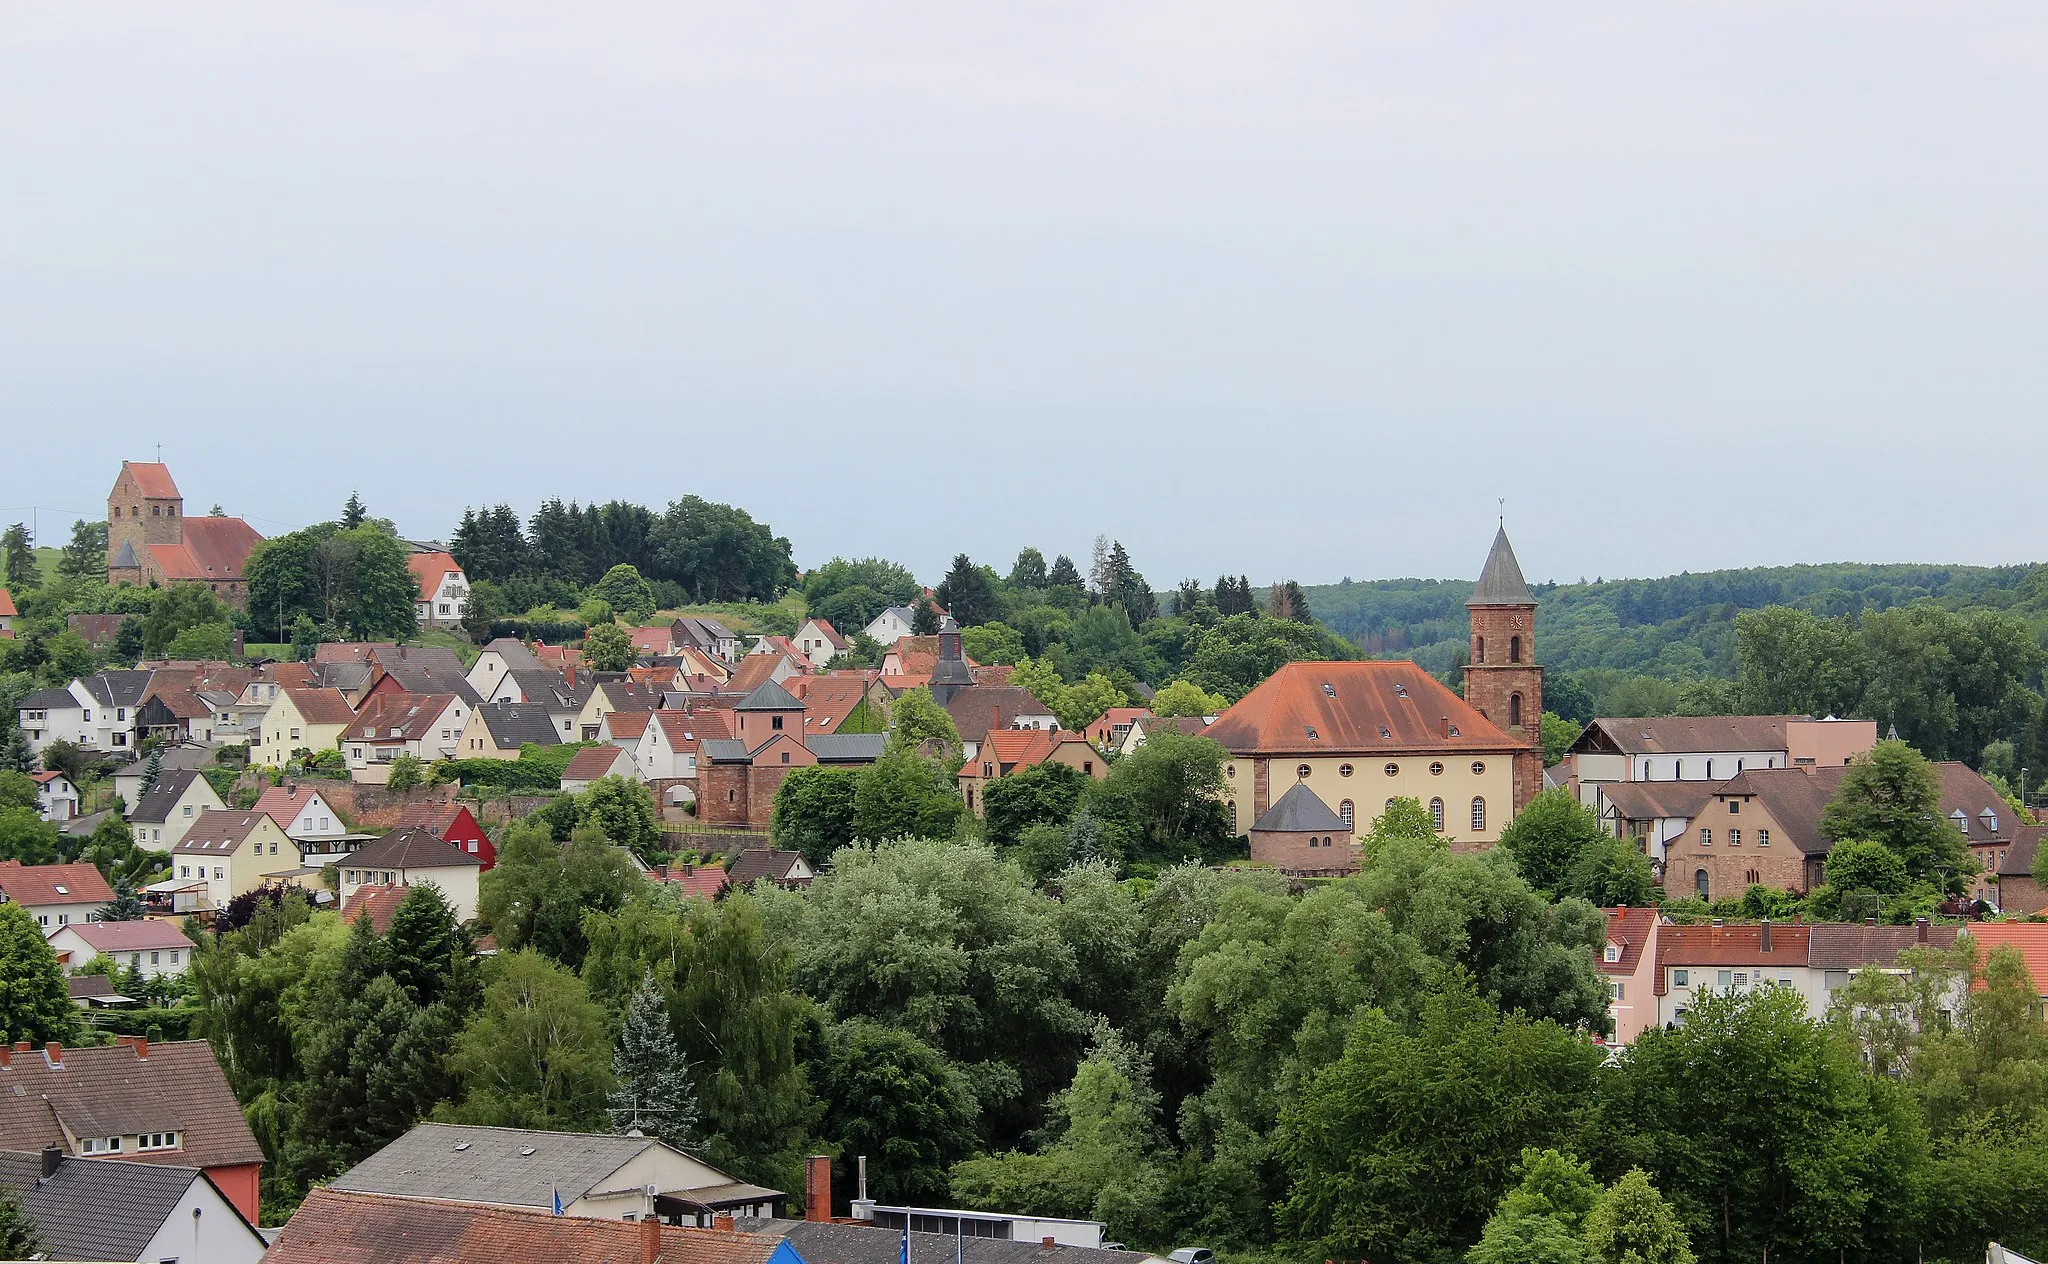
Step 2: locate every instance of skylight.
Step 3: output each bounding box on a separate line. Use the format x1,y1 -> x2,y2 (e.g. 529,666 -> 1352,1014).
1321,683 -> 1337,698
1393,684 -> 1409,699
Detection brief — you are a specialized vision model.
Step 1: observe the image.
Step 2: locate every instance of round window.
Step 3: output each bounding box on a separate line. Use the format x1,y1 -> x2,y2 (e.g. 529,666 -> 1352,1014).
1383,763 -> 1399,777
1296,764 -> 1312,779
1430,761 -> 1445,776
1339,763 -> 1354,778
1471,761 -> 1486,775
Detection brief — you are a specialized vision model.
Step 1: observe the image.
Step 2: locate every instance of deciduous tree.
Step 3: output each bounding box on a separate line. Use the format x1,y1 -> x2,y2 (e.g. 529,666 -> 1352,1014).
0,902 -> 74,1043
771,765 -> 861,867
1498,789 -> 1611,897
1820,740 -> 1972,889
446,949 -> 612,1130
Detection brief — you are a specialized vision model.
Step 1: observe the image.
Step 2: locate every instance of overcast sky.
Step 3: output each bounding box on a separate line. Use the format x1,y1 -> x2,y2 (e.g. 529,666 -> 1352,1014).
4,4 -> 2044,588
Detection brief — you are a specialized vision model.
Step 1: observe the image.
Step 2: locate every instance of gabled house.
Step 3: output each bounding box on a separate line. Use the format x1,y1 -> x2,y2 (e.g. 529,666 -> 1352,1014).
1116,713 -> 1211,756
651,861 -> 731,900
635,708 -> 735,795
574,679 -> 664,744
485,668 -> 596,740
958,728 -> 1101,816
863,605 -> 922,646
0,860 -> 114,932
561,746 -> 638,791
172,810 -> 304,912
945,685 -> 1059,761
466,637 -> 542,698
1591,779 -> 1716,872
407,551 -> 469,628
135,684 -> 219,744
726,652 -> 803,694
56,670 -> 157,755
340,827 -> 484,921
1085,707 -> 1152,751
48,919 -> 198,980
257,686 -> 357,767
794,617 -> 849,668
784,671 -> 890,741
671,615 -> 740,663
457,700 -> 562,759
726,848 -> 816,890
0,586 -> 12,637
128,768 -> 228,852
397,801 -> 495,869
629,624 -> 678,656
31,769 -> 80,822
0,1036 -> 267,1223
1597,906 -> 1661,1045
600,707 -> 655,751
329,1121 -> 786,1224
112,744 -> 216,809
0,1147 -> 268,1264
250,783 -> 362,860
341,691 -> 467,779
1995,826 -> 2047,915
104,460 -> 264,607
1653,921 -> 1816,1027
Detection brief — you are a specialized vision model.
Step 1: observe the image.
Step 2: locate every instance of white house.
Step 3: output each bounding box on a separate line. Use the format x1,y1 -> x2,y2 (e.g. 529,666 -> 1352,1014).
634,709 -> 730,784
339,827 -> 484,922
1568,715 -> 1878,806
794,617 -> 850,668
112,745 -> 217,811
465,638 -> 542,698
31,770 -> 80,822
48,919 -> 197,980
129,769 -> 228,852
0,1149 -> 268,1264
0,861 -> 114,933
249,784 -> 355,854
560,746 -> 638,792
16,672 -> 155,757
862,606 -> 920,646
407,551 -> 469,629
339,692 -> 467,780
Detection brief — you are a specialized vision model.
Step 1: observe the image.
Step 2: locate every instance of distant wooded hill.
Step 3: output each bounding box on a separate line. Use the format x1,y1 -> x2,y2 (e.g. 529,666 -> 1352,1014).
1303,563 -> 2048,678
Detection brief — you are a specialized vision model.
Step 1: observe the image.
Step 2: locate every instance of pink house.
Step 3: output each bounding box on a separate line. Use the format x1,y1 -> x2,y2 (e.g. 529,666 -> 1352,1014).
1598,907 -> 1661,1045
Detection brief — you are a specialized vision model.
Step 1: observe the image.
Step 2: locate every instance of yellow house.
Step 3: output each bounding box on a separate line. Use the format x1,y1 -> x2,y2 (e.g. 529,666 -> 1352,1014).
455,701 -> 562,761
338,826 -> 485,922
171,809 -> 304,913
258,686 -> 356,768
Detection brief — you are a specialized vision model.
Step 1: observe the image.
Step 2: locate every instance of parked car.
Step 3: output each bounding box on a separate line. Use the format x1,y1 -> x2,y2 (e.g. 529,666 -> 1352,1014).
1170,1250 -> 1214,1264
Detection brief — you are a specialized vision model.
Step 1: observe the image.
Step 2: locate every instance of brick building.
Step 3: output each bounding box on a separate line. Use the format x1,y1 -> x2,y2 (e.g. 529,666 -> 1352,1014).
698,682 -> 886,828
104,461 -> 263,608
1461,525 -> 1545,815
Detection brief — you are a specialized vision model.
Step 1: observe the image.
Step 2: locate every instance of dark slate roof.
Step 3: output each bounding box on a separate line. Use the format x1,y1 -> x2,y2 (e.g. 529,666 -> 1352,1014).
475,701 -> 561,748
349,826 -> 482,871
19,686 -> 81,710
726,849 -> 810,884
735,680 -> 805,712
110,539 -> 141,569
1469,525 -> 1534,606
805,734 -> 888,763
737,1218 -> 1158,1264
1999,825 -> 2046,877
481,638 -> 543,671
79,670 -> 157,708
0,1040 -> 265,1169
701,739 -> 754,763
1251,783 -> 1348,833
129,767 -> 209,824
331,1123 -> 695,1209
0,1150 -> 211,1261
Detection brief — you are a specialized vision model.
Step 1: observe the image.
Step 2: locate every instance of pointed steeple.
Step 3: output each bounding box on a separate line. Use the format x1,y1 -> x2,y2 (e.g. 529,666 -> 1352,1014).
1469,525 -> 1534,607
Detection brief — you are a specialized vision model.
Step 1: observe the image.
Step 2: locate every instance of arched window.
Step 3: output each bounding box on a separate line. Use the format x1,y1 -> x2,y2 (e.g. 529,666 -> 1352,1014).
1508,693 -> 1522,728
1694,869 -> 1709,899
151,505 -> 160,517
1429,797 -> 1445,831
1470,797 -> 1485,831
1340,800 -> 1355,829
1475,636 -> 1486,664
1509,635 -> 1522,663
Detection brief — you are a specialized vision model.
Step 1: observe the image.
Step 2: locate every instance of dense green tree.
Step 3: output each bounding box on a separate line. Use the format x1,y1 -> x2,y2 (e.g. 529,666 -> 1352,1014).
1181,612 -> 1354,701
384,752 -> 424,792
1564,837 -> 1659,907
804,557 -> 921,613
960,621 -> 1025,667
1008,549 -> 1049,590
340,491 -> 368,529
1277,980 -> 1603,1264
100,875 -> 146,921
590,564 -> 657,622
1859,604 -> 2040,763
1822,838 -> 1911,895
1819,740 -> 1972,889
818,1018 -> 980,1205
771,765 -> 861,867
885,687 -> 962,766
477,824 -> 643,968
142,583 -> 233,657
1734,605 -> 1865,718
937,554 -> 998,627
608,974 -> 700,1143
1150,678 -> 1227,719
1084,729 -> 1231,867
445,949 -> 612,1130
813,585 -> 890,636
853,751 -> 966,843
581,621 -> 633,671
56,518 -> 107,584
0,902 -> 74,1043
382,883 -> 465,1006
0,807 -> 59,864
1588,986 -> 1926,1264
1542,712 -> 1584,765
0,728 -> 31,775
1466,1149 -> 1602,1264
576,776 -> 662,861
0,1186 -> 41,1259
911,597 -> 942,636
1047,555 -> 1082,589
983,762 -> 1089,848
0,525 -> 33,592
1498,789 -> 1611,896
1581,1168 -> 1696,1264
0,770 -> 35,811
165,621 -> 233,659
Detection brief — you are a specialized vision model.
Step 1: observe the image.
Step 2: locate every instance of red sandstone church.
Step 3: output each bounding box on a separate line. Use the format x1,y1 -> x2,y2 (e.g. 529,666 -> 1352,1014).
105,461 -> 264,608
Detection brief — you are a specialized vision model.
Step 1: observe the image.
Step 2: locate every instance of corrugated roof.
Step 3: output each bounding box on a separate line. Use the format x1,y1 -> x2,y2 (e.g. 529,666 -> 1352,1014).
805,733 -> 888,763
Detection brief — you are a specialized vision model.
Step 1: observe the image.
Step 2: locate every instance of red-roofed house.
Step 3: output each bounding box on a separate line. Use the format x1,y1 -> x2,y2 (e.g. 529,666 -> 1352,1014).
650,862 -> 730,901
258,687 -> 358,768
957,729 -> 1101,816
1086,707 -> 1152,751
47,919 -> 197,980
600,708 -> 654,748
629,625 -> 676,656
1598,906 -> 1661,1044
397,802 -> 494,869
0,860 -> 115,932
1968,923 -> 2048,1001
104,461 -> 264,608
636,709 -> 734,796
339,884 -> 411,933
30,769 -> 80,822
561,746 -> 638,791
407,552 -> 469,628
794,617 -> 848,668
0,586 -> 14,638
1653,921 -> 1816,1026
341,692 -> 467,780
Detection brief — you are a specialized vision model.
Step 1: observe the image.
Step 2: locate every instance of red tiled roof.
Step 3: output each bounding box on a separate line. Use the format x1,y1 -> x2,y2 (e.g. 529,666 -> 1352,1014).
653,864 -> 731,900
1967,923 -> 2048,996
627,666 -> 681,687
315,643 -> 392,665
629,626 -> 673,654
1204,660 -> 1519,756
604,710 -> 654,741
562,747 -> 633,782
1653,922 -> 1812,994
726,656 -> 784,694
341,884 -> 410,934
148,515 -> 263,583
793,677 -> 873,734
802,618 -> 849,650
0,1038 -> 265,1171
269,662 -> 316,689
1600,906 -> 1657,976
0,588 -> 14,618
265,1188 -> 783,1264
396,802 -> 477,838
122,460 -> 182,499
342,692 -> 456,743
251,784 -> 335,827
283,686 -> 358,726
1808,922 -> 1959,969
58,919 -> 196,953
405,552 -> 463,603
532,642 -> 582,670
653,709 -> 733,750
0,861 -> 114,907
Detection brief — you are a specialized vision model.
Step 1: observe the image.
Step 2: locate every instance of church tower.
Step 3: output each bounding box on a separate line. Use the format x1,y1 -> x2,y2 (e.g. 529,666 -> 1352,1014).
1463,525 -> 1544,812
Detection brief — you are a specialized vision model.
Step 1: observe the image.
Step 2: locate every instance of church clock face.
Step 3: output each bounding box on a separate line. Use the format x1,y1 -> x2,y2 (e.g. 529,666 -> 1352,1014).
1512,615 -> 1524,628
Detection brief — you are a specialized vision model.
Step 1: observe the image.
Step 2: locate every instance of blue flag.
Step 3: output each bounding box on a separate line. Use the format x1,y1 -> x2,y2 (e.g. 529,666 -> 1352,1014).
553,1185 -> 564,1216
901,1220 -> 910,1264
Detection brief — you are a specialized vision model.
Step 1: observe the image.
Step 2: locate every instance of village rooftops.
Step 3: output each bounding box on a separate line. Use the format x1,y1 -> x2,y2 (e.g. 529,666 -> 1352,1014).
1570,715 -> 1814,758
1807,921 -> 1959,969
128,768 -> 212,824
474,700 -> 561,747
0,1039 -> 266,1170
55,919 -> 196,954
172,810 -> 275,854
0,859 -> 115,907
0,1149 -> 261,1263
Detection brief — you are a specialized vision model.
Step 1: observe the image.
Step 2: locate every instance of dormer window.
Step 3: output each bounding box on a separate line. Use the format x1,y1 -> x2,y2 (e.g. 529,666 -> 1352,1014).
1981,808 -> 1999,834
1393,684 -> 1409,699
1321,683 -> 1337,698
1950,809 -> 1970,835
1603,945 -> 1621,964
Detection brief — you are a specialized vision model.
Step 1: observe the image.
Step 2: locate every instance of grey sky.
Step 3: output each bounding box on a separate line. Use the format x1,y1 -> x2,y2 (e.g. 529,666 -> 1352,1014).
4,3 -> 2044,588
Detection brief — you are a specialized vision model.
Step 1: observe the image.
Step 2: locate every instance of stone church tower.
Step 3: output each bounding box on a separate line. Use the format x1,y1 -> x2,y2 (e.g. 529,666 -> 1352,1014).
106,461 -> 185,586
1463,525 -> 1545,812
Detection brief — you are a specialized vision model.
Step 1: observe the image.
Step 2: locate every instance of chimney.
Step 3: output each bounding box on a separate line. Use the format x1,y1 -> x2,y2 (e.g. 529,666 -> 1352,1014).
40,1145 -> 60,1179
44,1042 -> 61,1065
641,1213 -> 662,1264
1440,716 -> 1451,738
805,1154 -> 832,1222
1042,1238 -> 1058,1250
1759,919 -> 1772,952
1916,917 -> 1929,943
713,1214 -> 735,1232
1867,917 -> 1878,927
567,664 -> 577,687
11,1043 -> 28,1053
681,862 -> 694,877
0,1047 -> 9,1069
